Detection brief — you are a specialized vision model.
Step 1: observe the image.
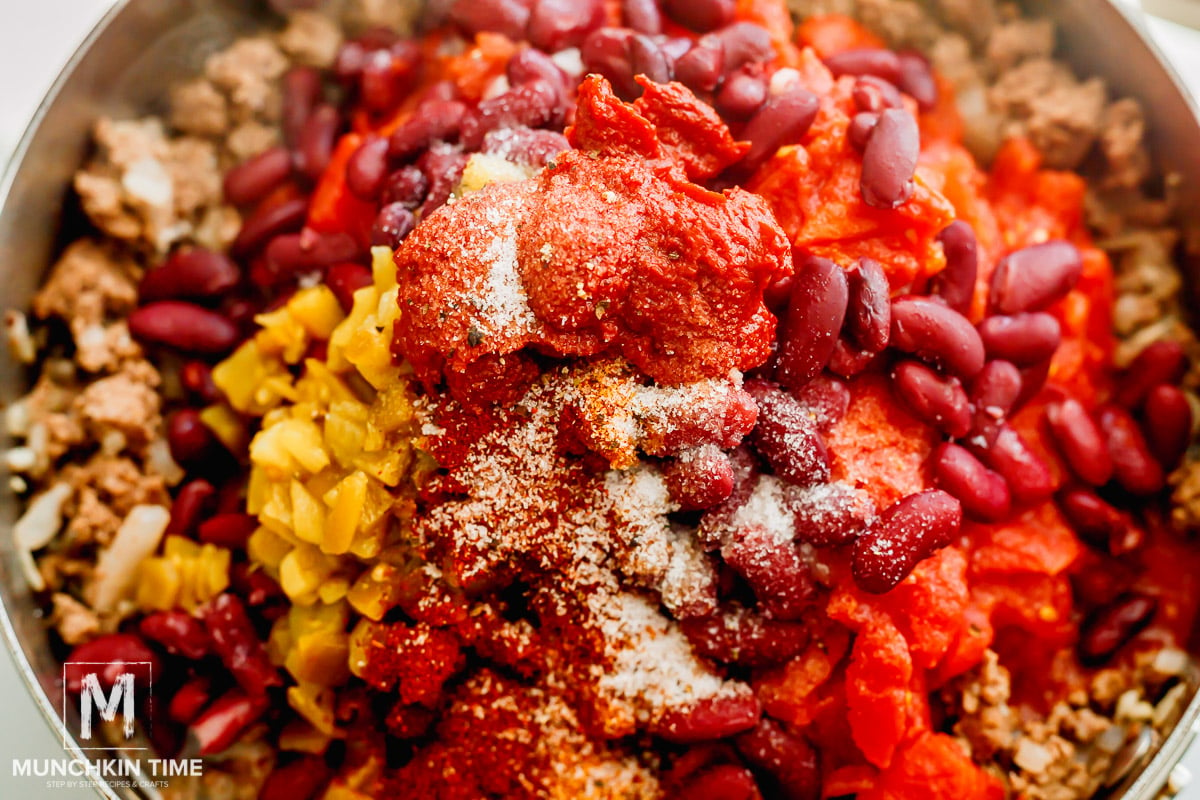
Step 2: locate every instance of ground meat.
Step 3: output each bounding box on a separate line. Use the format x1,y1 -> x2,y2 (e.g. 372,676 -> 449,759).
63,455 -> 169,522
983,18 -> 1055,73
75,320 -> 143,374
1098,98 -> 1152,189
855,0 -> 941,50
51,592 -> 101,645
74,118 -> 234,254
31,239 -> 142,361
934,0 -> 997,46
988,58 -> 1107,169
169,78 -> 230,138
341,0 -> 424,36
74,360 -> 163,448
1170,458 -> 1200,532
204,37 -> 288,125
277,10 -> 343,68
225,120 -> 282,163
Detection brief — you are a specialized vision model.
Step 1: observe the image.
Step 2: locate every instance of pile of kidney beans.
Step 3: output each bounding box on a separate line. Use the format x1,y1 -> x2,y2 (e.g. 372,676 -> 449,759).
57,0 -> 1195,794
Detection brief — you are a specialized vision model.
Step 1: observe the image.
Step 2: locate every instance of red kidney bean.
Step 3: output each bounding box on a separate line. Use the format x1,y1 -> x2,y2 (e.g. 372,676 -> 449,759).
845,257 -> 891,353
345,135 -> 391,200
825,48 -> 903,83
1097,404 -> 1165,495
847,112 -> 878,150
359,45 -> 418,113
663,0 -> 735,32
461,78 -> 564,148
1015,358 -> 1051,411
232,196 -> 309,257
717,65 -> 769,120
738,89 -> 821,175
933,442 -> 1011,521
746,380 -> 831,485
724,524 -> 815,620
197,513 -> 258,550
190,690 -> 269,755
851,75 -> 904,113
583,28 -> 638,97
164,479 -> 216,539
931,220 -> 979,314
167,409 -> 218,465
168,677 -> 212,725
892,360 -> 972,438
507,47 -> 570,99
1058,486 -> 1136,554
977,312 -> 1061,366
263,230 -> 361,284
220,296 -> 259,334
860,107 -> 919,209
223,146 -> 293,207
1143,383 -> 1192,468
1044,398 -> 1114,486
281,66 -> 323,147
527,0 -> 605,51
681,609 -> 810,667
974,424 -> 1055,504
139,611 -> 210,659
294,104 -> 340,182
65,634 -> 162,693
181,360 -> 221,404
333,39 -> 369,84
128,301 -> 238,354
897,51 -> 937,110
230,563 -> 286,608
389,100 -> 467,161
448,0 -> 532,40
139,248 -> 240,303
775,255 -> 849,391
792,482 -> 871,546
826,339 -> 877,378
1116,340 -> 1189,409
675,39 -> 725,92
791,375 -> 851,432
622,0 -> 663,33
989,240 -> 1083,314
417,146 -> 469,218
629,34 -> 673,87
325,262 -> 374,314
852,489 -> 962,594
711,22 -> 774,70
260,756 -> 333,800
200,594 -> 282,697
380,165 -> 430,209
371,203 -> 417,249
482,127 -> 570,168
736,719 -> 820,800
653,692 -> 761,742
890,296 -> 985,379
677,765 -> 761,800
664,447 -> 736,511
970,360 -> 1022,422
1078,592 -> 1157,666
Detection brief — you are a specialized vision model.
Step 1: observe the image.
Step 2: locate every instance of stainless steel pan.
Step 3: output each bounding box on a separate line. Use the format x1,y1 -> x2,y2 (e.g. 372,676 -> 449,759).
1,1 -> 1197,797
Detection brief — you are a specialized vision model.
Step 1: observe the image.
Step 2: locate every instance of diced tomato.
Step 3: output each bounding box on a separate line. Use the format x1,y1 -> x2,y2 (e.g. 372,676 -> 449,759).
845,618 -> 913,768
307,133 -> 378,246
859,732 -> 1006,800
796,14 -> 886,58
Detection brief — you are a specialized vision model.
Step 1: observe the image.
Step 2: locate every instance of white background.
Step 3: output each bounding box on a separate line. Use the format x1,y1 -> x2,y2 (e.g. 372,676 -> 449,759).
1,1 -> 1199,798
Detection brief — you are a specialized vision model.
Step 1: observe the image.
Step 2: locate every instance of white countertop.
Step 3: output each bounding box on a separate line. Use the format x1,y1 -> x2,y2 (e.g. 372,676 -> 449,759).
0,1 -> 1198,797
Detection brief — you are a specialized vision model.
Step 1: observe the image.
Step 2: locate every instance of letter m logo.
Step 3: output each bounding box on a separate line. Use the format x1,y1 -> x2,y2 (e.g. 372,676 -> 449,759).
79,672 -> 135,741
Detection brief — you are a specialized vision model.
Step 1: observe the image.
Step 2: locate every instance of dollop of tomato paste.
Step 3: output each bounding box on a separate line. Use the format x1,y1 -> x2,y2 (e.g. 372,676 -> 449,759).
391,76 -> 791,389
